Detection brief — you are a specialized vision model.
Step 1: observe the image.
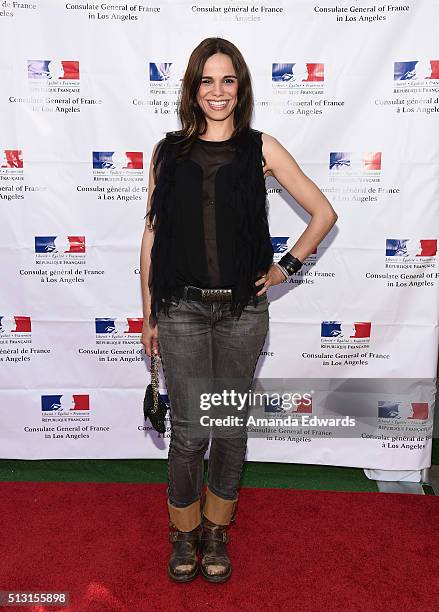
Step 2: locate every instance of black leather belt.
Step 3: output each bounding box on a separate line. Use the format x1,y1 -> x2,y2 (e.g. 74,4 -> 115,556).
173,285 -> 233,303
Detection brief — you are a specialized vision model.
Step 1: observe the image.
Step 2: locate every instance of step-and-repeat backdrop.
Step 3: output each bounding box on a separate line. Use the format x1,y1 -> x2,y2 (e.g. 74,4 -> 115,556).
1,1 -> 438,468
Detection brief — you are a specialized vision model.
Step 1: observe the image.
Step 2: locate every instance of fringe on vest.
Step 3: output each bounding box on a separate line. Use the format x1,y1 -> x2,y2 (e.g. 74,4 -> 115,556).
147,128 -> 273,328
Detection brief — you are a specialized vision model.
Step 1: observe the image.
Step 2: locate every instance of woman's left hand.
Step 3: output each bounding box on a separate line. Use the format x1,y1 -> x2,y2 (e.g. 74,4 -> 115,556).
254,264 -> 286,296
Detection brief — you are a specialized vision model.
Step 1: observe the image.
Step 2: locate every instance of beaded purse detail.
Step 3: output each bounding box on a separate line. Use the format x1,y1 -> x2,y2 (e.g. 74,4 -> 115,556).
143,354 -> 168,434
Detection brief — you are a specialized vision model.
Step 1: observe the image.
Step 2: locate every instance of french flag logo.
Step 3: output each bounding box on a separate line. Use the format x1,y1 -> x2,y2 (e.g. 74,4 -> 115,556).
1,150 -> 23,168
35,236 -> 86,253
0,316 -> 31,333
41,394 -> 90,412
27,60 -> 80,80
321,321 -> 371,339
92,152 -> 143,170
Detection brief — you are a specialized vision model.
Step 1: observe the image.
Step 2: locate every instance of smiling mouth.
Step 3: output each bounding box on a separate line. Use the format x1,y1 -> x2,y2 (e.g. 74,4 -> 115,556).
207,100 -> 228,110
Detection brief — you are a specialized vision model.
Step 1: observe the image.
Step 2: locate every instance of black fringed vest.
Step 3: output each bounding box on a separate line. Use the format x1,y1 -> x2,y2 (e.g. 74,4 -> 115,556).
148,127 -> 273,326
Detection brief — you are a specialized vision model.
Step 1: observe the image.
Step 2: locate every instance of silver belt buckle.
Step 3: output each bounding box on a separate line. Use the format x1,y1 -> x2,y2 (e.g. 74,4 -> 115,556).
201,288 -> 231,303
201,288 -> 214,303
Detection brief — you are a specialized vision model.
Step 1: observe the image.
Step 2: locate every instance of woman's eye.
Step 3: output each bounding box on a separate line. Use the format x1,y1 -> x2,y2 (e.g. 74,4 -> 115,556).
201,79 -> 236,84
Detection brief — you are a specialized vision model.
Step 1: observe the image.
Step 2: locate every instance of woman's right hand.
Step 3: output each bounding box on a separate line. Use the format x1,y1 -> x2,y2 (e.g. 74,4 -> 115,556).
141,315 -> 159,358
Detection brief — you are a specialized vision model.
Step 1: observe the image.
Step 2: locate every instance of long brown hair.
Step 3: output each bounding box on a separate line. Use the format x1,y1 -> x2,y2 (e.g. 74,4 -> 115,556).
173,37 -> 254,157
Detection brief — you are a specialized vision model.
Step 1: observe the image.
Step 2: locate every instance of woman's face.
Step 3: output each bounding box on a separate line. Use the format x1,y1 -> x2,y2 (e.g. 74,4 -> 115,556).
196,52 -> 238,124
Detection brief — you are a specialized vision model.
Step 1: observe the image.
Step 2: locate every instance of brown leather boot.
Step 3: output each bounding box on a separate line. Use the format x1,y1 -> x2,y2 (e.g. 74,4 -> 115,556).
167,498 -> 201,582
200,516 -> 232,582
199,488 -> 238,583
168,523 -> 200,582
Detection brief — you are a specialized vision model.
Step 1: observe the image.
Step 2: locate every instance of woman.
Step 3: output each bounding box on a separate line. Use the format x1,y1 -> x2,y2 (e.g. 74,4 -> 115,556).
140,37 -> 338,583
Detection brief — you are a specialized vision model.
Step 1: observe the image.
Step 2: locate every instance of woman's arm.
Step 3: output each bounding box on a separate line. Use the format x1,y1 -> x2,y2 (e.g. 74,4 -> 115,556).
261,132 -> 338,263
254,132 -> 338,296
140,142 -> 159,355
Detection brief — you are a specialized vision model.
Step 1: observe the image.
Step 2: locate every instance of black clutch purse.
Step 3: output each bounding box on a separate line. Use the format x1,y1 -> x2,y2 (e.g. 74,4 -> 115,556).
143,353 -> 168,434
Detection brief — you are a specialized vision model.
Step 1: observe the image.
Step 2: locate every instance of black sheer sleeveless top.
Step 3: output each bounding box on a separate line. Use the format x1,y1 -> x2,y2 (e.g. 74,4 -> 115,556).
173,136 -> 238,289
147,128 -> 273,326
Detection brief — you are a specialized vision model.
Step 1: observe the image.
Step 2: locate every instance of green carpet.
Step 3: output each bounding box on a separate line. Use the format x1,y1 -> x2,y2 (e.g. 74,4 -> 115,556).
1,436 -> 436,493
0,459 -> 378,492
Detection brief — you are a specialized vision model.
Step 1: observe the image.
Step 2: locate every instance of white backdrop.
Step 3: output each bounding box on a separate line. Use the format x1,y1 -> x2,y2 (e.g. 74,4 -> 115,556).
0,0 -> 438,469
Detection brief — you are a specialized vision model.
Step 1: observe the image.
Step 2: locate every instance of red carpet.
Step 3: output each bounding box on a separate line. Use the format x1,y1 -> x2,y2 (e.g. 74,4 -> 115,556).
0,482 -> 438,612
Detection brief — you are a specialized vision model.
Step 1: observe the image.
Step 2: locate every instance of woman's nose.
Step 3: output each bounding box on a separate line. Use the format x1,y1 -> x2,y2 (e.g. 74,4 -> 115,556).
211,80 -> 224,96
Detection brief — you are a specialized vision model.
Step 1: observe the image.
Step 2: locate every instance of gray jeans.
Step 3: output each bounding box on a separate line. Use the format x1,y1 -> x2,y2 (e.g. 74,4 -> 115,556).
157,293 -> 269,507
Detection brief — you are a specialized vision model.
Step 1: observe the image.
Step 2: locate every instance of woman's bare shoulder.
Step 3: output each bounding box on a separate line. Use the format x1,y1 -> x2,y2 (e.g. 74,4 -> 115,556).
260,132 -> 281,176
261,131 -> 281,151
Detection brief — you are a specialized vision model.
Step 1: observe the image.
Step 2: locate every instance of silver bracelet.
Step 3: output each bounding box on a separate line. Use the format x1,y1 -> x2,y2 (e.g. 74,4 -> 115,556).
274,262 -> 289,280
